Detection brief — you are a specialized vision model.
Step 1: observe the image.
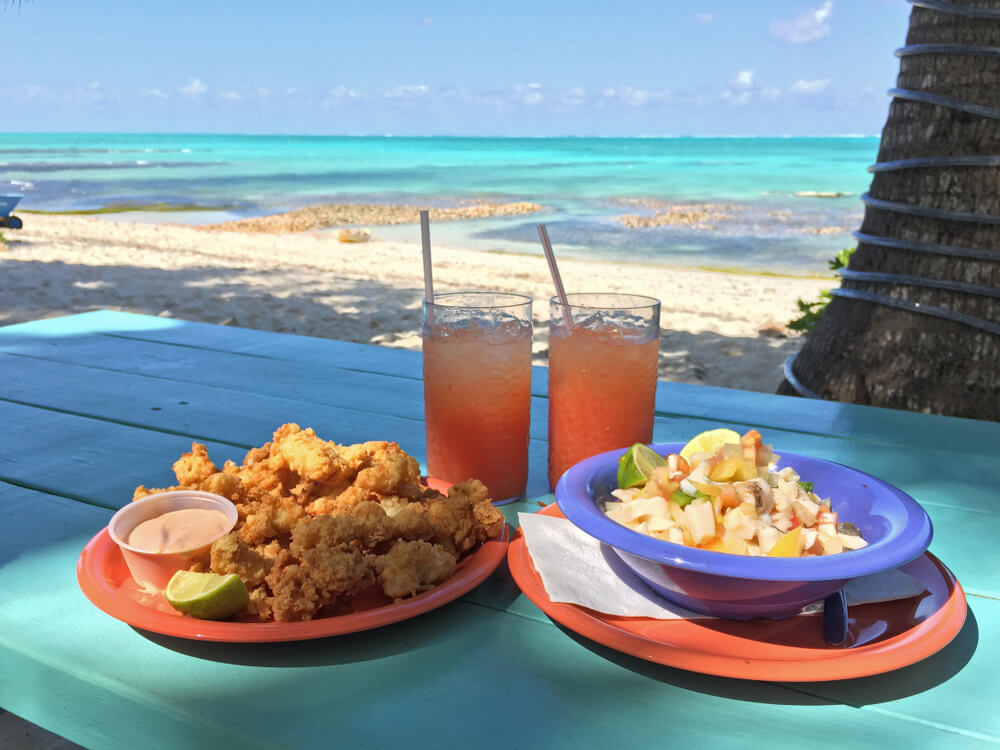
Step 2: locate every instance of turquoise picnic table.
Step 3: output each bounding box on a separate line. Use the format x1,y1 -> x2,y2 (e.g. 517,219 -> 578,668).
1,310 -> 998,749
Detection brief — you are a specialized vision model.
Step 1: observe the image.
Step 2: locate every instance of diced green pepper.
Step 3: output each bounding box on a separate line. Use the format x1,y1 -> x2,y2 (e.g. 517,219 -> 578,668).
797,481 -> 814,492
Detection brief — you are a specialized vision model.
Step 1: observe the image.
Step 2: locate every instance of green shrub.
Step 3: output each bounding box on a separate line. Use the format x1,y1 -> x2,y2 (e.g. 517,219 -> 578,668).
788,246 -> 855,333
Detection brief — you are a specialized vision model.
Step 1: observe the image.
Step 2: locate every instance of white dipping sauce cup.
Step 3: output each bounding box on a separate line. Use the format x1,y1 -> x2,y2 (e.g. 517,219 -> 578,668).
108,490 -> 238,592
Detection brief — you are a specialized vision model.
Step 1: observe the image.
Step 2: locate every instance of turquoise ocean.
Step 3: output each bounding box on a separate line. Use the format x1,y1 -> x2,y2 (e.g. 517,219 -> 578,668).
0,133 -> 878,274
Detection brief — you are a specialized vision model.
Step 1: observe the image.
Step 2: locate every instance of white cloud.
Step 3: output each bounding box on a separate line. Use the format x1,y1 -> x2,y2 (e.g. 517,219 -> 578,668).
180,78 -> 208,97
694,12 -> 717,24
522,91 -> 543,105
562,87 -> 587,107
791,78 -> 831,94
769,1 -> 833,45
23,84 -> 44,98
328,85 -> 361,100
624,87 -> 649,106
257,87 -> 272,98
219,90 -> 242,101
721,88 -> 752,106
64,81 -> 114,103
142,88 -> 168,99
384,84 -> 428,99
720,70 -> 779,106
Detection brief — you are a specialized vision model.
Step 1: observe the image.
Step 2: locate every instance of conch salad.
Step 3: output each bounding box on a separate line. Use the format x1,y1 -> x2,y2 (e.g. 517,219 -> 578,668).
605,430 -> 868,557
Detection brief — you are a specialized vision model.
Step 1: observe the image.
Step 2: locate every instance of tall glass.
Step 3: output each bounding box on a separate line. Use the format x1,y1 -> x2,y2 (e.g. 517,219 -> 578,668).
423,292 -> 533,504
548,293 -> 660,491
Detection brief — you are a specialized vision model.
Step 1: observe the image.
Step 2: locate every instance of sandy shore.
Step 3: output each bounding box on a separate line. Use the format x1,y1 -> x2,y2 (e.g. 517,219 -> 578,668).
0,214 -> 832,393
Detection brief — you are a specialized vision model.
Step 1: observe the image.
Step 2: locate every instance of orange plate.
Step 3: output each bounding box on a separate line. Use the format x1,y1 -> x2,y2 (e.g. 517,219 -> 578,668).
508,504 -> 966,681
78,524 -> 509,642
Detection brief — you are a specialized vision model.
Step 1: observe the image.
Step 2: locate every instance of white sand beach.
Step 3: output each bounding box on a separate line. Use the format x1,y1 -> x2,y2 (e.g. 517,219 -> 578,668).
0,214 -> 832,393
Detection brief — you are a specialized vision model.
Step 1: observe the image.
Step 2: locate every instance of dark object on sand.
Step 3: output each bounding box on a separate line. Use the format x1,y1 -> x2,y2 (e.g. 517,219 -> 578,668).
0,195 -> 23,230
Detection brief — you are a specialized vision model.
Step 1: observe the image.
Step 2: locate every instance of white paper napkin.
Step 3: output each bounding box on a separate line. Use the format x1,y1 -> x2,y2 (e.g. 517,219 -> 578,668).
518,512 -> 926,619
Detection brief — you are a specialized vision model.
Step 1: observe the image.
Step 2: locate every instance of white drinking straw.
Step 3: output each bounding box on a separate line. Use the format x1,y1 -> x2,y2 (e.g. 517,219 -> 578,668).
420,209 -> 434,305
537,224 -> 573,328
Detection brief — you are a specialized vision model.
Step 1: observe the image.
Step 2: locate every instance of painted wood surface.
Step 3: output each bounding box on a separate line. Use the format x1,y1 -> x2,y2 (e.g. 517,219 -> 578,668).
1,311 -> 998,749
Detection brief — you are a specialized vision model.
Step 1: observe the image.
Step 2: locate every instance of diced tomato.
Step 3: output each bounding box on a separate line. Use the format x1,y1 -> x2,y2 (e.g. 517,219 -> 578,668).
816,508 -> 838,525
788,515 -> 802,530
741,429 -> 765,468
719,485 -> 741,509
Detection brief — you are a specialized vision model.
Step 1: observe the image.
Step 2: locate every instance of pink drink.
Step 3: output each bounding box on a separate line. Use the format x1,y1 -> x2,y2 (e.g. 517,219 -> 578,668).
423,293 -> 532,503
548,294 -> 660,490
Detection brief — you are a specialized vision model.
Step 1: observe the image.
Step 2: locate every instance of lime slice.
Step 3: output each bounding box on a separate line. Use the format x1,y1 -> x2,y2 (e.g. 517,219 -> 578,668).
679,428 -> 742,460
617,443 -> 667,489
165,571 -> 249,620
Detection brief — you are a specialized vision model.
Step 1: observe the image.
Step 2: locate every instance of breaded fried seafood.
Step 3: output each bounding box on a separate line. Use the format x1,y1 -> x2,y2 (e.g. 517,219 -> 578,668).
134,424 -> 505,621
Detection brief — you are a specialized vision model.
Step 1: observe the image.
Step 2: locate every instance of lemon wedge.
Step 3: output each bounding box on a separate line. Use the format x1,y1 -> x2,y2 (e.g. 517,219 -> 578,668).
679,428 -> 742,460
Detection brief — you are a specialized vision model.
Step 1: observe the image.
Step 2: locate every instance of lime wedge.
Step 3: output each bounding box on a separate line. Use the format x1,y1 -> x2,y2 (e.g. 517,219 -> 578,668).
165,571 -> 249,620
617,443 -> 667,489
679,428 -> 742,460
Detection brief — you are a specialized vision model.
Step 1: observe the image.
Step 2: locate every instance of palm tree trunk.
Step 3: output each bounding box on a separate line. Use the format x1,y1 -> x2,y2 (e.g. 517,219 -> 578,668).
779,0 -> 1000,421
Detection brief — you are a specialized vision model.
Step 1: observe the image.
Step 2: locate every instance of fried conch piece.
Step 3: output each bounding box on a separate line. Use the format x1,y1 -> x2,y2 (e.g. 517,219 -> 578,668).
173,443 -> 218,486
377,540 -> 457,600
210,532 -> 276,588
426,479 -> 505,554
290,501 -> 393,552
272,424 -> 356,484
266,544 -> 375,622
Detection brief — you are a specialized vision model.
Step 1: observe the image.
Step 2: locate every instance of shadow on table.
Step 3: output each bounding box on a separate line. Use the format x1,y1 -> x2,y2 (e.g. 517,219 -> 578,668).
552,605 -> 979,706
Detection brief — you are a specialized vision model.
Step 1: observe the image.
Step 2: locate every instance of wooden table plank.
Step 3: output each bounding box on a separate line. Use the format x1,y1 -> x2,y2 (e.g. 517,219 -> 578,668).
0,341 -> 551,435
0,400 -> 553,509
0,310 -> 425,380
6,311 -> 999,459
0,333 -> 430,422
5,351 -> 999,518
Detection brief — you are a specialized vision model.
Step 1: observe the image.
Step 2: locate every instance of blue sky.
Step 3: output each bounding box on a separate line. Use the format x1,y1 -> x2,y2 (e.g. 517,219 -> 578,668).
2,0 -> 911,136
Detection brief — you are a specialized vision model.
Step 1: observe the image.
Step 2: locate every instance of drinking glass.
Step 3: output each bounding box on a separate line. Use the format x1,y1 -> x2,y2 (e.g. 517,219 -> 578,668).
547,293 -> 661,491
422,292 -> 533,504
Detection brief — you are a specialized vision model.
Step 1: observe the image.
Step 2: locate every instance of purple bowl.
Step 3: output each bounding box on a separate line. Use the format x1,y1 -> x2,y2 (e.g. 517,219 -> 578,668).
555,442 -> 933,620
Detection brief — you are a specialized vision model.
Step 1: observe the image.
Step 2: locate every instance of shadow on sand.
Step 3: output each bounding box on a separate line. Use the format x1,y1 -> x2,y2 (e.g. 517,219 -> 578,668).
0,256 -> 804,390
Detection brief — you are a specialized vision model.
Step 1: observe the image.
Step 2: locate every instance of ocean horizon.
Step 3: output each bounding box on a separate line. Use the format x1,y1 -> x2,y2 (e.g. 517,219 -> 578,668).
1,132 -> 877,275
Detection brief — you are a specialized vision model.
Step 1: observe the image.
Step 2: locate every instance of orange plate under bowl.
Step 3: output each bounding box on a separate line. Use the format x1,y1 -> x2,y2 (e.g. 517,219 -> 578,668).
507,504 -> 966,682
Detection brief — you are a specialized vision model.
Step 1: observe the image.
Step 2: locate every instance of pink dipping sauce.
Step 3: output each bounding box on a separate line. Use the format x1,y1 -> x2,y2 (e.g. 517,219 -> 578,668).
127,508 -> 231,553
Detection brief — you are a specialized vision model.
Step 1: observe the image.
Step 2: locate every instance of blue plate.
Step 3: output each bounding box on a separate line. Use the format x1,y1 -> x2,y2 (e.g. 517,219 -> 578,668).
555,443 -> 933,619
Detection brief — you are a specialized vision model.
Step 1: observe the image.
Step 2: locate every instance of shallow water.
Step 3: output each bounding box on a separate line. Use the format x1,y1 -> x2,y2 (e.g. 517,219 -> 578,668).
0,133 -> 876,274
